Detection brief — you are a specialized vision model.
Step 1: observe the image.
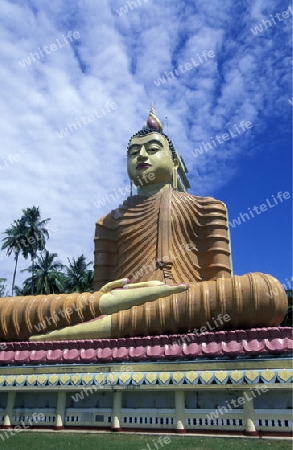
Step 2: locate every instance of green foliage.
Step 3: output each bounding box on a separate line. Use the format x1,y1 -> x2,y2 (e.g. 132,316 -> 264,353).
63,254 -> 94,293
19,251 -> 65,295
3,207 -> 94,296
15,253 -> 93,296
20,207 -> 50,294
1,207 -> 50,295
281,289 -> 292,327
1,219 -> 28,295
14,257 -> 93,296
0,278 -> 8,298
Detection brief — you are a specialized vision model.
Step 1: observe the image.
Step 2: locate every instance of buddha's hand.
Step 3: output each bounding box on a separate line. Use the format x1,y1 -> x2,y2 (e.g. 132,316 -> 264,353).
29,279 -> 189,342
99,278 -> 189,315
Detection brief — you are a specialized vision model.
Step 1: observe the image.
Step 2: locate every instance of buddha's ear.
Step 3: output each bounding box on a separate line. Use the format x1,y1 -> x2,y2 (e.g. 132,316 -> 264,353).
172,158 -> 179,189
173,158 -> 179,168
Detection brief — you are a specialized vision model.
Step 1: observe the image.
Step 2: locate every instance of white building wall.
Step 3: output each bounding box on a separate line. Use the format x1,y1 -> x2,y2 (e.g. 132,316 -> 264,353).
122,391 -> 175,409
0,393 -> 7,409
66,391 -> 113,409
196,390 -> 244,409
15,392 -> 57,409
254,390 -> 292,409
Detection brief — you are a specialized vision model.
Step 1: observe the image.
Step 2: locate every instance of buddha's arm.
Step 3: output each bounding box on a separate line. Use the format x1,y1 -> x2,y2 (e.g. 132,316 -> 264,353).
99,279 -> 188,314
29,281 -> 188,341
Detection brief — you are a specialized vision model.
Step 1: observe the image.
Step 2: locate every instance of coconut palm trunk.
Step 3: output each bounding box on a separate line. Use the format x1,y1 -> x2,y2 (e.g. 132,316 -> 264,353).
11,252 -> 20,295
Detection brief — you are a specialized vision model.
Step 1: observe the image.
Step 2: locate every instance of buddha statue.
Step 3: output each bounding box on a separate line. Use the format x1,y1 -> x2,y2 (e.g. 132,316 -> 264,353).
0,107 -> 288,342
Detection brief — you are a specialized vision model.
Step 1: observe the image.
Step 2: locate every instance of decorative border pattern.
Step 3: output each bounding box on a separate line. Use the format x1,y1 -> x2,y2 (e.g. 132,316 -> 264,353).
0,368 -> 292,388
0,327 -> 292,366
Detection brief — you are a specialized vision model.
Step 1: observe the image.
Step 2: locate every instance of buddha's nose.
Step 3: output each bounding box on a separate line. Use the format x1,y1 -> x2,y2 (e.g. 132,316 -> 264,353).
137,146 -> 148,159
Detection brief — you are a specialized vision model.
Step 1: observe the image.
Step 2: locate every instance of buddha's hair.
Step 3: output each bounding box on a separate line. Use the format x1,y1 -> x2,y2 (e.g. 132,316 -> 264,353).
127,128 -> 177,160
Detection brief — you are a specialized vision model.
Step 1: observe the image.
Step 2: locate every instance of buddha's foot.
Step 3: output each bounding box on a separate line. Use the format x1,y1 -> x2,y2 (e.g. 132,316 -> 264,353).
29,315 -> 112,341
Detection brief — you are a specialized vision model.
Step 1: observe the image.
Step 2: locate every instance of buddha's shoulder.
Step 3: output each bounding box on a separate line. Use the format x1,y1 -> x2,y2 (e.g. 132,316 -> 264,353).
173,190 -> 227,211
95,196 -> 134,227
96,192 -> 227,227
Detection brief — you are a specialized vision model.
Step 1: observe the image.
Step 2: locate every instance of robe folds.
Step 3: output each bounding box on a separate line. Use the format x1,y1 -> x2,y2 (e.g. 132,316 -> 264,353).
94,188 -> 232,290
0,291 -> 104,341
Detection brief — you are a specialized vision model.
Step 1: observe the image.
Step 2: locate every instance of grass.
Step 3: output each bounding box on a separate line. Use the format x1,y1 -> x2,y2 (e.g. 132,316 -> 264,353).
0,431 -> 291,450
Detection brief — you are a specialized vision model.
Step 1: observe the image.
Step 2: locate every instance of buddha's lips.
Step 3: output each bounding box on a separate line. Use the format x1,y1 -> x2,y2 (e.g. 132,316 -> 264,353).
136,163 -> 151,169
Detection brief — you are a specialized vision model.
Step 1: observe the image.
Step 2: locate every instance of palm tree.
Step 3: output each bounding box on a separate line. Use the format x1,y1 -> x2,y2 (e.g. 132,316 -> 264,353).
21,207 -> 50,294
0,278 -> 8,298
14,282 -> 32,296
21,251 -> 65,295
82,270 -> 94,293
64,255 -> 94,293
1,218 -> 29,295
2,207 -> 50,295
282,286 -> 293,327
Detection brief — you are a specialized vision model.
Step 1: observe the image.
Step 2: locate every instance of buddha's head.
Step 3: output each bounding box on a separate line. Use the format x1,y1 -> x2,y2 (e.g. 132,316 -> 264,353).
127,107 -> 178,191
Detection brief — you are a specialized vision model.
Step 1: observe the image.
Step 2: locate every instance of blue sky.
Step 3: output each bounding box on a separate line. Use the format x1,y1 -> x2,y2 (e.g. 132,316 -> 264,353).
0,0 -> 292,292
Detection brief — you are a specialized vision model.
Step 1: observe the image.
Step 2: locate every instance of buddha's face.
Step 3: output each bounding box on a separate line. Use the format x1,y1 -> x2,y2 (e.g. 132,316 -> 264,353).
127,132 -> 176,187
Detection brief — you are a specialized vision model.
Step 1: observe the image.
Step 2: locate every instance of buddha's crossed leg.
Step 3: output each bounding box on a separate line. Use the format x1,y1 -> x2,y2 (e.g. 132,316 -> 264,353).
29,273 -> 287,342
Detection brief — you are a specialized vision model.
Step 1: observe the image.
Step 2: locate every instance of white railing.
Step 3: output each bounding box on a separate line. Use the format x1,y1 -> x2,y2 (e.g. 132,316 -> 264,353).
255,409 -> 293,432
65,408 -> 112,427
121,408 -> 174,429
185,409 -> 244,430
12,408 -> 56,425
5,405 -> 292,433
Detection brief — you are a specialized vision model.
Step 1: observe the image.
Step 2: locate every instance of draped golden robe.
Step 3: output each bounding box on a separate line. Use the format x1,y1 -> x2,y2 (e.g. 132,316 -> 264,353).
94,189 -> 232,288
94,189 -> 287,337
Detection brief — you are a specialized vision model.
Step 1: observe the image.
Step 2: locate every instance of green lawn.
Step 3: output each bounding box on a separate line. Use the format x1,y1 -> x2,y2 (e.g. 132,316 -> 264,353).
0,432 -> 291,450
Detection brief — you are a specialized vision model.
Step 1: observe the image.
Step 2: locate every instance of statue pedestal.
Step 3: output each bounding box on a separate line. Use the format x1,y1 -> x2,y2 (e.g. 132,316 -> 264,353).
0,327 -> 292,436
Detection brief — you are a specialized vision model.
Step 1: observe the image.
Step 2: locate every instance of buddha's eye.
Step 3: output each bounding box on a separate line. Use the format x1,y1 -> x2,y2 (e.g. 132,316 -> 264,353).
147,147 -> 159,153
128,149 -> 139,156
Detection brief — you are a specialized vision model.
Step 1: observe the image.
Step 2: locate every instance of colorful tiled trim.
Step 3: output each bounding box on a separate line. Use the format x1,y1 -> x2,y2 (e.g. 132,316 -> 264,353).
0,368 -> 292,388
